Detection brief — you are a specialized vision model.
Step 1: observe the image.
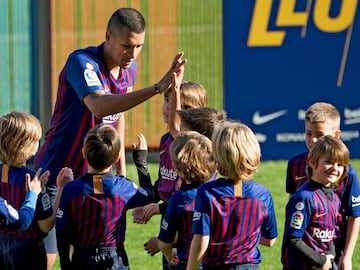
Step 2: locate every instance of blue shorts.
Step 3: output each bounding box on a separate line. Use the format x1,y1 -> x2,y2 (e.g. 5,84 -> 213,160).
0,237 -> 47,269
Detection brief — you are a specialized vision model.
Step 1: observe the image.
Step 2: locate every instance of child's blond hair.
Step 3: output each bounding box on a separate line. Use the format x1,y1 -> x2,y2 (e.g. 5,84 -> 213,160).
170,131 -> 215,184
212,120 -> 261,180
305,102 -> 341,131
165,81 -> 207,110
0,111 -> 42,167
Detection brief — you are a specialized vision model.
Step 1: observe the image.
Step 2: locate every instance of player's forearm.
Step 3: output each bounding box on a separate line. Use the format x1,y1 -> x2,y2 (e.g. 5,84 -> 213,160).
158,239 -> 173,263
343,216 -> 360,259
186,234 -> 208,270
86,86 -> 160,118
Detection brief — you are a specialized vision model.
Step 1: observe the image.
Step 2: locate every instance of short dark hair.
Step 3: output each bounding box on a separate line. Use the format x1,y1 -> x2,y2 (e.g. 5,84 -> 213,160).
107,7 -> 145,34
83,124 -> 121,170
178,107 -> 227,139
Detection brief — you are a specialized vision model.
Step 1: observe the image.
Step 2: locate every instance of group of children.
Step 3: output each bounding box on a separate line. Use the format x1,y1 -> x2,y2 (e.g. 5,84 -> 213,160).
0,81 -> 359,270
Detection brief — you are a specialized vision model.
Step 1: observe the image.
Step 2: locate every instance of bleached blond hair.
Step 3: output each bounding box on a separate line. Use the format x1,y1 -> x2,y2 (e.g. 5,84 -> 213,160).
0,111 -> 42,167
212,120 -> 261,180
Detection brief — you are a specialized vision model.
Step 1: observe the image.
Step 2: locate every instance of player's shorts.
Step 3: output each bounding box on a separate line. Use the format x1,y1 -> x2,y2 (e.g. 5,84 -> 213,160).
0,236 -> 47,269
203,263 -> 259,270
71,247 -> 129,270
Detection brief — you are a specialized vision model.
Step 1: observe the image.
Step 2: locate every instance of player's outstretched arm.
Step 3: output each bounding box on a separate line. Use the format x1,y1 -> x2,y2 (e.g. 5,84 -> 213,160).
84,51 -> 187,118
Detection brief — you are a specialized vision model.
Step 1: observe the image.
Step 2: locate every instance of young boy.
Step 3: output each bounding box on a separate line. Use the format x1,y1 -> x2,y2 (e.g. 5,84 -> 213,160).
187,120 -> 278,270
56,123 -> 155,269
0,111 -> 72,270
133,74 -> 208,267
282,135 -> 349,270
286,102 -> 360,269
158,131 -> 216,269
0,171 -> 46,230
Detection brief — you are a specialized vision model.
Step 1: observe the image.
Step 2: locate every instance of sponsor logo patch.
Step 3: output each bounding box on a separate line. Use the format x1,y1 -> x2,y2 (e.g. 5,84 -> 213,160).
41,193 -> 51,211
290,211 -> 303,229
84,69 -> 101,86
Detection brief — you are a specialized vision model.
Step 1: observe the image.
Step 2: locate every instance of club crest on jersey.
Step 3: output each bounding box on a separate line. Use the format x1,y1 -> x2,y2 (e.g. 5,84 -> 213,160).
84,69 -> 101,86
127,86 -> 133,93
41,193 -> 51,211
290,211 -> 303,229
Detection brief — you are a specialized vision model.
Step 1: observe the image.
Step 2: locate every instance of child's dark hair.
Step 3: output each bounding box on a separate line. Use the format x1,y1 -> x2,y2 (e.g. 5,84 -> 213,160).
83,124 -> 121,171
178,107 -> 227,139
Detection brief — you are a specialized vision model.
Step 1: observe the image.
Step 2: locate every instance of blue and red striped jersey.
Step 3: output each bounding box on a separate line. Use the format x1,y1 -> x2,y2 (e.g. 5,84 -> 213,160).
158,182 -> 198,262
34,43 -> 137,185
282,180 -> 340,269
157,132 -> 180,202
56,173 -> 153,248
286,152 -> 360,237
192,178 -> 278,267
0,164 -> 52,240
0,191 -> 37,231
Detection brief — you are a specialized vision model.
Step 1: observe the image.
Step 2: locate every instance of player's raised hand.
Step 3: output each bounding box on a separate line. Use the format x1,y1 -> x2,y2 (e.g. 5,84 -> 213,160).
132,133 -> 147,150
156,51 -> 187,94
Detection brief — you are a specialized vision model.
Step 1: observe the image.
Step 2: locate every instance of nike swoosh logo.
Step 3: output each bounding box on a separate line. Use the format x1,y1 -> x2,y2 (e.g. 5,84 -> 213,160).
252,110 -> 287,125
315,212 -> 327,218
295,175 -> 306,181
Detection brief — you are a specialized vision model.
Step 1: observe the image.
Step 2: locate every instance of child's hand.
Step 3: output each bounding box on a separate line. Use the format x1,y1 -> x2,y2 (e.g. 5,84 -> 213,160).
132,133 -> 147,150
25,168 -> 50,195
144,236 -> 160,256
169,248 -> 179,266
132,206 -> 148,224
142,203 -> 160,221
56,167 -> 74,188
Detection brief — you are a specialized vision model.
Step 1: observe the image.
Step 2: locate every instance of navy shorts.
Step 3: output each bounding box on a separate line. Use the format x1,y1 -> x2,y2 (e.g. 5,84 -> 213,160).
0,237 -> 47,270
71,247 -> 129,270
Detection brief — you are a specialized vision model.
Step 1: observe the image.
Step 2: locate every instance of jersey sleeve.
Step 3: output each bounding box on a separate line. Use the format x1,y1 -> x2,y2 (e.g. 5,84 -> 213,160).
260,190 -> 278,240
192,186 -> 211,236
341,166 -> 360,217
285,191 -> 313,238
66,52 -> 105,101
158,195 -> 178,243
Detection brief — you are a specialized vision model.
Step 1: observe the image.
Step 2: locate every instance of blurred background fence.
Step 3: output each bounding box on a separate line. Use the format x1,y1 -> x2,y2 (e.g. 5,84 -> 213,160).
0,0 -> 223,149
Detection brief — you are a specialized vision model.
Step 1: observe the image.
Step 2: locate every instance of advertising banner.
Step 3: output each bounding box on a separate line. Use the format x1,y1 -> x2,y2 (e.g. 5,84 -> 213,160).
223,0 -> 360,160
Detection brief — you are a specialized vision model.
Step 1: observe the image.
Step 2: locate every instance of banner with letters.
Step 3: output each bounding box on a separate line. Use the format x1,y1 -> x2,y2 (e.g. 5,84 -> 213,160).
223,0 -> 360,160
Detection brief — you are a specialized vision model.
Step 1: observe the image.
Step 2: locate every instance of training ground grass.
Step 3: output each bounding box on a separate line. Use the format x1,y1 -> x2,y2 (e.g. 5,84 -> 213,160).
52,159 -> 360,270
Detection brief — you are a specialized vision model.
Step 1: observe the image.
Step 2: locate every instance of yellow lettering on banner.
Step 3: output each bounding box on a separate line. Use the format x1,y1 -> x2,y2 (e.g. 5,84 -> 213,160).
247,0 -> 285,46
314,0 -> 358,32
276,0 -> 308,26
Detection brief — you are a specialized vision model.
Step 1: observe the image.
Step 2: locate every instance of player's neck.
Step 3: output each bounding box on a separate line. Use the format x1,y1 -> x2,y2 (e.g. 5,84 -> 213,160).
88,165 -> 113,175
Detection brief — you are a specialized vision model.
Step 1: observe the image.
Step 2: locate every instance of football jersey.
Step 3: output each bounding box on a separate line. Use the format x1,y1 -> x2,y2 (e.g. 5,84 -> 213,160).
34,43 -> 137,185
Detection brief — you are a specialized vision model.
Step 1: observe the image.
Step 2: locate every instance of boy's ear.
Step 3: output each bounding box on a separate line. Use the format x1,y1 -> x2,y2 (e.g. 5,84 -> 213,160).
334,130 -> 341,139
82,147 -> 85,158
115,152 -> 121,163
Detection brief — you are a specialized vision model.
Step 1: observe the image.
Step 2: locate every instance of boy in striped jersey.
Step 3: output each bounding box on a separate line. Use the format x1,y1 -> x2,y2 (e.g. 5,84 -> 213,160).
282,136 -> 349,270
286,102 -> 360,269
187,120 -> 278,270
158,131 -> 216,269
56,124 -> 154,270
0,111 -> 72,270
